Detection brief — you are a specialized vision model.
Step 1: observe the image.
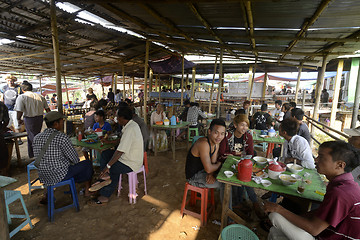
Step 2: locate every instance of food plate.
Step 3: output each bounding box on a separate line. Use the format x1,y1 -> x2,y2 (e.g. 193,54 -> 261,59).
257,172 -> 268,179
261,180 -> 272,187
224,171 -> 234,178
259,135 -> 267,138
81,138 -> 98,144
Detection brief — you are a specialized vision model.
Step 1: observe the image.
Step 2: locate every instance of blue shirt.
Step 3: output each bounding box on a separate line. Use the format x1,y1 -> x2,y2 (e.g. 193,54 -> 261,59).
93,122 -> 112,132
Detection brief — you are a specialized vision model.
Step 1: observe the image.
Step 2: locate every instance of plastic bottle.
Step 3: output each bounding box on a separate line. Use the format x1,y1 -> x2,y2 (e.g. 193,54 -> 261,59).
77,129 -> 83,141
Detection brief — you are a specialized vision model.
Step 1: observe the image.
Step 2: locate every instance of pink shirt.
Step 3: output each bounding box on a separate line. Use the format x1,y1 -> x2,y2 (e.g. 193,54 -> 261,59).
316,173 -> 360,240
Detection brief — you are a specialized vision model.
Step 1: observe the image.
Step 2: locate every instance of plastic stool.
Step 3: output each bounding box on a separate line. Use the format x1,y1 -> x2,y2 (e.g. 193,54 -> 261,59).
117,165 -> 147,204
47,178 -> 79,222
266,143 -> 275,158
180,182 -> 215,226
220,224 -> 259,240
192,135 -> 204,145
27,161 -> 44,195
143,152 -> 149,175
188,127 -> 199,142
4,190 -> 33,238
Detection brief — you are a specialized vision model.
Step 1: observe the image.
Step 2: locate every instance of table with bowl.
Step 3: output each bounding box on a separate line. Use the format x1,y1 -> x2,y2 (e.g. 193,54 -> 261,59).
217,155 -> 326,230
251,129 -> 285,158
151,121 -> 190,160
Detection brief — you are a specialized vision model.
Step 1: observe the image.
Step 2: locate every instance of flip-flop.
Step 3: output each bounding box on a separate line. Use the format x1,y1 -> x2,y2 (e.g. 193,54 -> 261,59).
88,179 -> 112,192
87,198 -> 108,206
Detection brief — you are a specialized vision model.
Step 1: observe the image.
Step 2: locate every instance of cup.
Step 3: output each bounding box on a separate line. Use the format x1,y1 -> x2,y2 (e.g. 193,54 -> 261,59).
297,179 -> 306,194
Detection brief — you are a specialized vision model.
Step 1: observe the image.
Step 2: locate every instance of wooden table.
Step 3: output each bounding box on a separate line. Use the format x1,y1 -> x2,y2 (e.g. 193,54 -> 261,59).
4,132 -> 28,166
0,175 -> 17,240
71,137 -> 118,162
151,122 -> 190,160
251,129 -> 285,158
217,156 -> 326,230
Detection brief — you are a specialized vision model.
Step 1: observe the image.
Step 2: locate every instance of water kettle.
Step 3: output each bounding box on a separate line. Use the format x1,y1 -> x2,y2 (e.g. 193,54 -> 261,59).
237,158 -> 253,182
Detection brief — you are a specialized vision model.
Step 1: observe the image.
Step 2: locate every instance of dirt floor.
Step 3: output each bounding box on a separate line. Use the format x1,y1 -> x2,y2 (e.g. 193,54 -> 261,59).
4,135 -> 270,240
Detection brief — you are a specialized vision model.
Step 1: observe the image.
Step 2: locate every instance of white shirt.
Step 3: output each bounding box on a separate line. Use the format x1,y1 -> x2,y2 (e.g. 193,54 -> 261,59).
282,135 -> 315,169
14,91 -> 49,117
272,108 -> 284,121
150,111 -> 166,126
116,120 -> 144,172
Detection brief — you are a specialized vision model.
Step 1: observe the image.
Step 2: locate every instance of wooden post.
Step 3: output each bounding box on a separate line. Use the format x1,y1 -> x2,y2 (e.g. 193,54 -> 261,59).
114,73 -> 118,93
171,77 -> 174,90
262,72 -> 268,101
111,74 -> 114,92
50,0 -> 63,113
186,73 -> 189,87
122,64 -> 126,100
39,76 -> 42,96
143,40 -> 149,122
181,54 -> 184,106
302,90 -> 306,110
294,63 -> 303,104
149,69 -> 153,92
100,76 -> 104,97
209,55 -> 218,113
158,76 -> 161,103
248,58 -> 258,100
247,66 -> 253,101
132,76 -> 135,100
216,49 -> 223,118
63,76 -> 70,109
352,65 -> 360,128
313,55 -> 328,123
330,60 -> 343,128
190,66 -> 196,102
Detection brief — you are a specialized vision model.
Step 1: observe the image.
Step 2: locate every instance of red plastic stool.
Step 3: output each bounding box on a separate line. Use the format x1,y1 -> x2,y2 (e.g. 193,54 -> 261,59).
143,152 -> 149,175
266,143 -> 275,158
180,182 -> 215,226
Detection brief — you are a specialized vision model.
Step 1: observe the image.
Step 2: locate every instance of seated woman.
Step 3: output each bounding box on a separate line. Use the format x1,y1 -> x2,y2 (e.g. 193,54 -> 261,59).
149,104 -> 167,151
218,114 -> 265,219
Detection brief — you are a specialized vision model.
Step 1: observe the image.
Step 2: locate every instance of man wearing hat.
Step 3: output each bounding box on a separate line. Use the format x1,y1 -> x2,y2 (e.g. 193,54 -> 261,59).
33,111 -> 93,198
14,81 -> 50,158
0,75 -> 22,135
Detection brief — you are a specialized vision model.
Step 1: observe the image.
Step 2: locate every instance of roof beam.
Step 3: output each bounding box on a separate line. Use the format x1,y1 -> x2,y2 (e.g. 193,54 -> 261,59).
280,0 -> 332,60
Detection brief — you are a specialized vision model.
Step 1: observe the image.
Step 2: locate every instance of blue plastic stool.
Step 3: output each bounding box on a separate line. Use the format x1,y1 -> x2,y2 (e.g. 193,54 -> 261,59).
220,224 -> 259,240
4,190 -> 33,238
192,135 -> 204,145
47,178 -> 80,222
27,161 -> 44,195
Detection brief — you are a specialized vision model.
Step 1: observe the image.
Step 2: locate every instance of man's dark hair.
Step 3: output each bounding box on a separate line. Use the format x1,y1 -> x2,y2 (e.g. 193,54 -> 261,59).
319,141 -> 360,172
280,118 -> 299,136
98,99 -> 107,108
190,102 -> 196,107
187,85 -> 191,89
289,101 -> 297,109
235,109 -> 246,115
90,100 -> 98,110
209,118 -> 226,131
282,103 -> 291,111
21,81 -> 32,91
109,88 -> 112,91
45,118 -> 61,128
117,106 -> 133,120
243,100 -> 250,106
53,94 -> 57,97
95,110 -> 105,118
184,99 -> 190,106
291,108 -> 304,120
275,100 -> 282,106
261,103 -> 268,112
124,98 -> 132,104
118,101 -> 129,108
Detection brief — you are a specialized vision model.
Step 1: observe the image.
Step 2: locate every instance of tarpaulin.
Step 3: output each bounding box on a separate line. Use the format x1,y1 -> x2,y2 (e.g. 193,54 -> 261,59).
149,55 -> 196,74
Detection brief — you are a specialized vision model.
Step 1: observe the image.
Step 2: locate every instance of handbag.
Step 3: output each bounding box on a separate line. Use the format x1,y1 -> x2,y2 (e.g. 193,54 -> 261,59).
34,131 -> 59,168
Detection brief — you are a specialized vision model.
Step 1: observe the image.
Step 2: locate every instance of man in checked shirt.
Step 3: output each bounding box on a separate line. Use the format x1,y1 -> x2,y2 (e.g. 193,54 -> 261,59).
33,111 -> 93,201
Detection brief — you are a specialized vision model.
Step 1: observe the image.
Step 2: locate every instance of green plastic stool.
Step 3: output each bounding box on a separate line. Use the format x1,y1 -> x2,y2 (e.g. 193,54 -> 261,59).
219,224 -> 259,240
192,135 -> 204,145
188,127 -> 199,142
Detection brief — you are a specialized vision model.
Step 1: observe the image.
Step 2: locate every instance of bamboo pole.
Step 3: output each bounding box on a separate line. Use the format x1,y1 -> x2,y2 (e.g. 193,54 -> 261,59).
158,75 -> 161,103
50,0 -> 63,113
155,73 -> 158,92
100,76 -> 104,97
216,49 -> 223,118
294,63 -> 303,104
330,60 -> 344,128
209,55 -> 218,113
132,76 -> 135,100
39,76 -> 42,96
111,74 -> 114,92
143,40 -> 149,123
171,77 -> 174,90
248,58 -> 258,100
302,90 -> 306,110
190,66 -> 196,102
181,54 -> 184,106
122,63 -> 126,99
186,73 -> 189,87
114,73 -> 118,93
149,68 -> 153,92
262,72 -> 268,101
63,76 -> 71,109
352,65 -> 360,128
246,66 -> 253,101
312,55 -> 328,124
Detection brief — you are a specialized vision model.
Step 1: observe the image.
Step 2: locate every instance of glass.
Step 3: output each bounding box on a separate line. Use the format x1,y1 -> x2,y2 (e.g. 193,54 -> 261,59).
297,179 -> 306,194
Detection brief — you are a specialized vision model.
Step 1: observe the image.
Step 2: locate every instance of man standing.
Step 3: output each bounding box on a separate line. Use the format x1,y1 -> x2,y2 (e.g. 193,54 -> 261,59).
185,119 -> 225,189
91,106 -> 143,204
186,102 -> 207,128
272,100 -> 284,122
107,88 -> 115,103
252,104 -> 273,130
291,108 -> 311,145
14,81 -> 50,158
1,75 -> 22,134
33,111 -> 93,198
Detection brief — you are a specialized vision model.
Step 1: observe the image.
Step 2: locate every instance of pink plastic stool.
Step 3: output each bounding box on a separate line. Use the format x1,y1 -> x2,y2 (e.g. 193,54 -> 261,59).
117,165 -> 147,204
